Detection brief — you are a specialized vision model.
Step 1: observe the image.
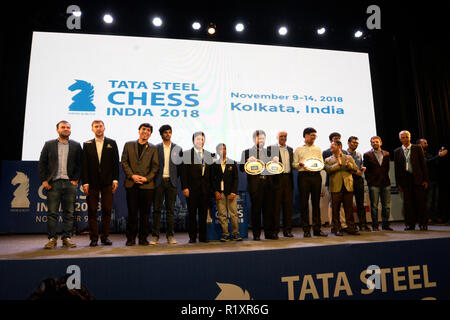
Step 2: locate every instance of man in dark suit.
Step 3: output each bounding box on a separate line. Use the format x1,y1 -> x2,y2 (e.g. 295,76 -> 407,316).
240,130 -> 276,241
81,120 -> 119,247
394,130 -> 429,230
212,143 -> 241,241
363,136 -> 392,231
121,123 -> 159,246
268,131 -> 294,238
181,131 -> 214,243
38,120 -> 82,249
151,124 -> 183,245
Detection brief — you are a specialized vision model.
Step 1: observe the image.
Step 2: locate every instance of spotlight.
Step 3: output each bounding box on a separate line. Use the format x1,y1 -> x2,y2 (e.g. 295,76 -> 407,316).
103,14 -> 113,24
278,26 -> 288,36
192,22 -> 201,30
207,23 -> 216,35
317,27 -> 326,35
72,10 -> 82,17
152,17 -> 163,27
235,23 -> 244,32
354,30 -> 363,38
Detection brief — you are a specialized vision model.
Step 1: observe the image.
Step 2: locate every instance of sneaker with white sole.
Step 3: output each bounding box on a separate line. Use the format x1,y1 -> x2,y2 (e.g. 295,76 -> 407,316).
167,236 -> 177,244
44,238 -> 57,249
150,236 -> 159,245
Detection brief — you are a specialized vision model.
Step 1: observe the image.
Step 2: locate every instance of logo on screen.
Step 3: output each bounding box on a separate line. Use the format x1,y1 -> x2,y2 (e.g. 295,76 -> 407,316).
11,171 -> 30,209
68,80 -> 96,112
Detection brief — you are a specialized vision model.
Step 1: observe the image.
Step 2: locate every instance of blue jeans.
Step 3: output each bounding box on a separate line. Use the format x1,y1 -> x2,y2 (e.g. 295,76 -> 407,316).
46,180 -> 77,240
368,185 -> 391,228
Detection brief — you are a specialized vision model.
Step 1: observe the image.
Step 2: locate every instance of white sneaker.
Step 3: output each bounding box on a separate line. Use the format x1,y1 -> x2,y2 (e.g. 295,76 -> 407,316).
150,237 -> 159,245
167,236 -> 177,244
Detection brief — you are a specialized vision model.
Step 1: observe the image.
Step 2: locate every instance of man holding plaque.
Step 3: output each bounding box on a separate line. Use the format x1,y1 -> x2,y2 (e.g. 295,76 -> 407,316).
240,130 -> 275,241
268,131 -> 294,238
293,127 -> 327,238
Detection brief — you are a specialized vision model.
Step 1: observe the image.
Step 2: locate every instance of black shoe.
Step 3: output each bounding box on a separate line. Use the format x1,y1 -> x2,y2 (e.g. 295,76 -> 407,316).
268,234 -> 279,240
283,232 -> 294,238
125,239 -> 135,246
189,238 -> 197,243
313,231 -> 328,237
372,226 -> 380,232
253,235 -> 261,241
363,226 -> 372,232
89,240 -> 98,247
382,226 -> 393,231
333,231 -> 343,236
304,231 -> 312,238
139,239 -> 149,246
347,230 -> 360,235
405,226 -> 415,231
101,238 -> 112,245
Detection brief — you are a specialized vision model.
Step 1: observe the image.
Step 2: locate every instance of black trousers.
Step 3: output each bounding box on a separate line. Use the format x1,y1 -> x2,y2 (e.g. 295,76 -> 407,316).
125,186 -> 154,241
401,173 -> 427,227
353,175 -> 367,226
187,190 -> 209,241
272,174 -> 293,234
87,185 -> 113,241
249,177 -> 273,238
298,172 -> 322,232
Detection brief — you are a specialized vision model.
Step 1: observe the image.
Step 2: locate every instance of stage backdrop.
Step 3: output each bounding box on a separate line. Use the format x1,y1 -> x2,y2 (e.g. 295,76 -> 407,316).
0,160 -> 403,235
22,32 -> 377,162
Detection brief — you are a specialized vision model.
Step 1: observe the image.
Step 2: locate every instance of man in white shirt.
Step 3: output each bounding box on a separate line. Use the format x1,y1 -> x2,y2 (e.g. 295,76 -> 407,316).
152,125 -> 183,245
82,120 -> 120,247
293,127 -> 327,238
268,131 -> 294,238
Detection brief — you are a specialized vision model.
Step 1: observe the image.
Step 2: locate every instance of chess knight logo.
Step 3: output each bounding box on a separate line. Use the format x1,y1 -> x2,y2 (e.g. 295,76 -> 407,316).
11,171 -> 30,208
215,282 -> 251,300
68,80 -> 96,112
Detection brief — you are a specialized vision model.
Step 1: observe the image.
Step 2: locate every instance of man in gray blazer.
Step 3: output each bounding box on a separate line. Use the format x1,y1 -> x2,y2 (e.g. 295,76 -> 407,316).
38,120 -> 82,249
121,123 -> 159,246
151,124 -> 182,245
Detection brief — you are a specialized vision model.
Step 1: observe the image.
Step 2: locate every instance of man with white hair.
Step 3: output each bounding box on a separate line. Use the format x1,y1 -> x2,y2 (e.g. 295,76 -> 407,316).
394,130 -> 429,231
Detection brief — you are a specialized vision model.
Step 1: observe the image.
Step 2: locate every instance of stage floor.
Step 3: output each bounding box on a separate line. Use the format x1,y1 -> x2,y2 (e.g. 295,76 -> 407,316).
1,222 -> 450,260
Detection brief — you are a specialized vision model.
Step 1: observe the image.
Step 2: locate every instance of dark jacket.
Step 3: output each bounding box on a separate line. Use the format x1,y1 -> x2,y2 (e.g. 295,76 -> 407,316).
38,139 -> 82,183
180,148 -> 214,194
363,150 -> 391,187
211,158 -> 239,195
267,144 -> 294,189
121,140 -> 159,189
394,144 -> 429,187
81,137 -> 120,188
154,142 -> 182,188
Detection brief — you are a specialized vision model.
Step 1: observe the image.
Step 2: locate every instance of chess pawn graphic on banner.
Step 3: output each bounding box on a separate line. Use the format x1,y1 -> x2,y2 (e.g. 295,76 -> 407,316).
11,171 -> 30,208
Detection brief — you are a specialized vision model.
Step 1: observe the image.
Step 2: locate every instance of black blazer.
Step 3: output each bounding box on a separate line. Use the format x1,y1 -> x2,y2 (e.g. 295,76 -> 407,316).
394,144 -> 429,187
38,139 -> 82,183
81,137 -> 120,188
180,148 -> 213,194
267,144 -> 294,189
239,146 -> 272,193
363,150 -> 391,187
212,159 -> 239,195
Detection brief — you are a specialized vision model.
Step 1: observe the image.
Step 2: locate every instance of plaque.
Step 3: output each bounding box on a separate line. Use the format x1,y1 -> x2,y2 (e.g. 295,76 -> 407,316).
265,161 -> 285,174
303,158 -> 324,171
244,159 -> 265,175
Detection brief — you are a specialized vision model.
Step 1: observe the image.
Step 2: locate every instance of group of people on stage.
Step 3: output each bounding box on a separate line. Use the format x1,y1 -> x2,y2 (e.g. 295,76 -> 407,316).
38,120 -> 447,249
